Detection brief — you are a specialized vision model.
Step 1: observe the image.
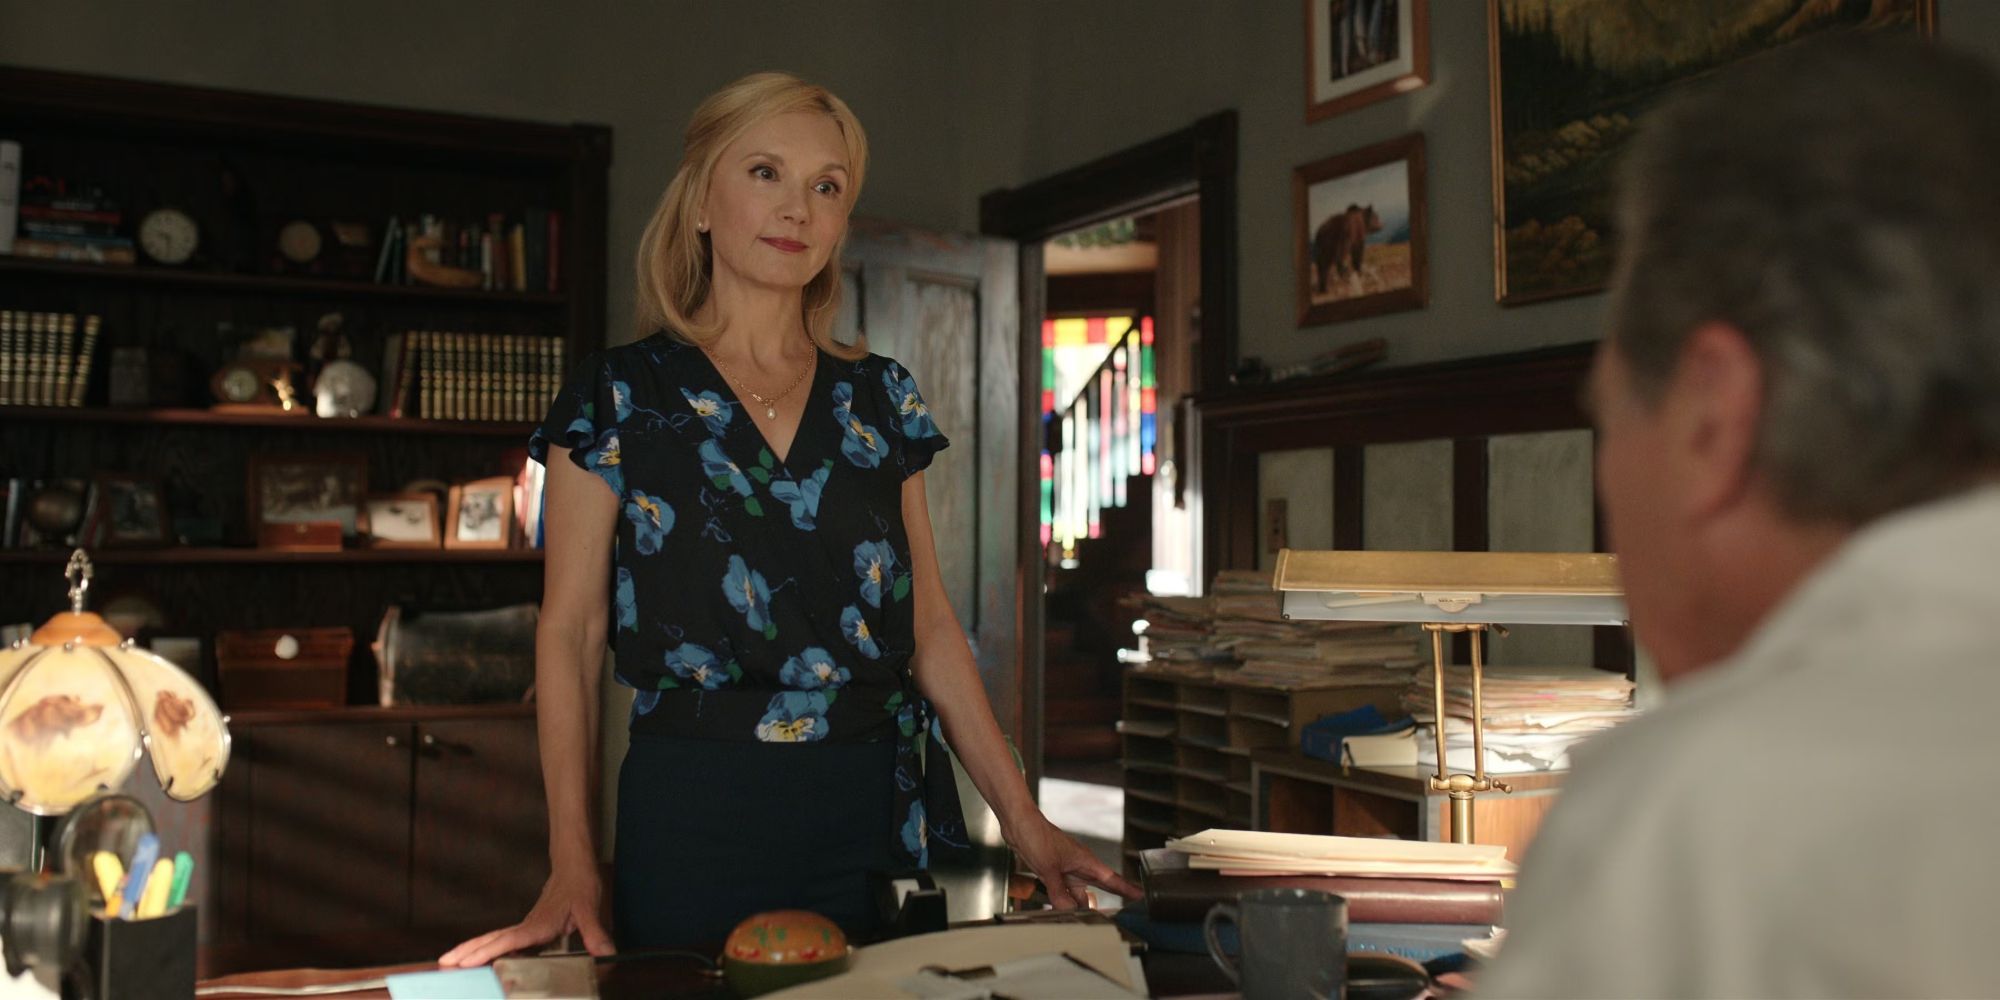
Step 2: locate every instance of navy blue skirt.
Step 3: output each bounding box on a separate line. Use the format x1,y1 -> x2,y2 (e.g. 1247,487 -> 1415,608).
612,731 -> 899,950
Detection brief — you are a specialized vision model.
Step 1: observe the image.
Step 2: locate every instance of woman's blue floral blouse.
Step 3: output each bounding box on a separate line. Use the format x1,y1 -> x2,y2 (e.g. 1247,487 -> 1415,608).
528,332 -> 967,868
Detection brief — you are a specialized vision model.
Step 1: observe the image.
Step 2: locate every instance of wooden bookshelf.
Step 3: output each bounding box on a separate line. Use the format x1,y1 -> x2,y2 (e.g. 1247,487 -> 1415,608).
0,547 -> 543,565
0,66 -> 607,974
0,255 -> 569,306
0,65 -> 604,698
0,404 -> 535,436
1118,669 -> 1406,876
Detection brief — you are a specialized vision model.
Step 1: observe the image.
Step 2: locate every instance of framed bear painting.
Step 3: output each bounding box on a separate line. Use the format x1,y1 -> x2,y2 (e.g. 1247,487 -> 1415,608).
1294,132 -> 1429,327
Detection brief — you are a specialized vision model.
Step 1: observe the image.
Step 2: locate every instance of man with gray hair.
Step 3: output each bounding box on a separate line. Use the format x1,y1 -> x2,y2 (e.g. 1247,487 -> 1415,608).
1475,36 -> 2000,999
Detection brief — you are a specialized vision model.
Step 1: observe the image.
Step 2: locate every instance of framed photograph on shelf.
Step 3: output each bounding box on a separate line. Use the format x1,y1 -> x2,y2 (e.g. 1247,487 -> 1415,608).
445,476 -> 514,550
246,453 -> 368,547
360,493 -> 441,549
1295,132 -> 1428,327
1305,0 -> 1429,123
88,474 -> 170,548
1488,0 -> 1934,305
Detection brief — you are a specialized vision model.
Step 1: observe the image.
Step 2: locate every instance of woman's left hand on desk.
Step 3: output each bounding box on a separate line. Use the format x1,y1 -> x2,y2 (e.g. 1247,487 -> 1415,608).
1007,818 -> 1143,909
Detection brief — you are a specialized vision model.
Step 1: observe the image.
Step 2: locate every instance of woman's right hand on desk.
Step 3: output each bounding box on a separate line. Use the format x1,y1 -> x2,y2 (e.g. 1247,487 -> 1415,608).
438,863 -> 614,967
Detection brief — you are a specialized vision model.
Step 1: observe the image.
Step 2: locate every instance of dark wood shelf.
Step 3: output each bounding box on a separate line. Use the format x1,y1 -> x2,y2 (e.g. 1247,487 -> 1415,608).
1,404 -> 536,436
227,702 -> 535,727
0,547 -> 543,565
0,254 -> 567,306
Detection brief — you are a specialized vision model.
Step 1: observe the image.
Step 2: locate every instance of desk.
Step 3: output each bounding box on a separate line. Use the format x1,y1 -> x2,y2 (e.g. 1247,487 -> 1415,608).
199,957 -> 724,999
1251,750 -> 1564,862
197,945 -> 1233,998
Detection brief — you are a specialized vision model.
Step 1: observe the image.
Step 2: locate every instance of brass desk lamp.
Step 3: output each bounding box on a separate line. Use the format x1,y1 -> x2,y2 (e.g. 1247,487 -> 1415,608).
1271,550 -> 1625,844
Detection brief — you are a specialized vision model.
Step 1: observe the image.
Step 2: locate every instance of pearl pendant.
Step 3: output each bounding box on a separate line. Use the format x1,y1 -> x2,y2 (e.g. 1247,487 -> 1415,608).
766,406 -> 777,419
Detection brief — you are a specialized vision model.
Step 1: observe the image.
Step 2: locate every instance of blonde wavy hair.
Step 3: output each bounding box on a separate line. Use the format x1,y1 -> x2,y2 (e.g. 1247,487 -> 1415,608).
634,72 -> 868,359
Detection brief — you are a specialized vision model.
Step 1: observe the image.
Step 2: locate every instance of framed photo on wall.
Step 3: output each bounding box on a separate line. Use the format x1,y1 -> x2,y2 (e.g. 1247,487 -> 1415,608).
1305,0 -> 1430,123
361,493 -> 441,549
89,474 -> 170,548
1488,0 -> 1936,305
1294,132 -> 1428,327
246,453 -> 368,540
445,477 -> 514,550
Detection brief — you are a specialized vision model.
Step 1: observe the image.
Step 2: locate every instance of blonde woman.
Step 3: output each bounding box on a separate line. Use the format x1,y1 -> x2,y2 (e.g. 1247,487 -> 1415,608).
443,73 -> 1138,965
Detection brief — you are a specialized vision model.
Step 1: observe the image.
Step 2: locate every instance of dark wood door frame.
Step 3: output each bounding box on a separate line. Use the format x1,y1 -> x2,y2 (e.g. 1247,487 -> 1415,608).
978,110 -> 1239,787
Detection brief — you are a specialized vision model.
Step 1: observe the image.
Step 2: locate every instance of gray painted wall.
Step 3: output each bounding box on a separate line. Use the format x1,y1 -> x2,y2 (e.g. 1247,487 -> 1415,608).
0,1 -> 969,357
8,2 -> 1994,367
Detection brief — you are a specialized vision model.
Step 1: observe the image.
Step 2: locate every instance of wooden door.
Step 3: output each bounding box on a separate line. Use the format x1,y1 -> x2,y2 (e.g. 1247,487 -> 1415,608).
409,717 -> 547,930
243,722 -> 413,940
835,218 -> 1023,737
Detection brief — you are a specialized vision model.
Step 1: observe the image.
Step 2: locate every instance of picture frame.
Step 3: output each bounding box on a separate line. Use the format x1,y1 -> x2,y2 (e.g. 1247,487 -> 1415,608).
1488,0 -> 1936,305
445,476 -> 514,550
246,453 -> 368,540
360,492 -> 441,549
1305,0 -> 1430,123
1294,132 -> 1428,327
88,474 -> 170,548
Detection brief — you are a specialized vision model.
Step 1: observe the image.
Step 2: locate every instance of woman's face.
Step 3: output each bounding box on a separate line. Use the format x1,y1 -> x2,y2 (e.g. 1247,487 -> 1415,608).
701,110 -> 852,296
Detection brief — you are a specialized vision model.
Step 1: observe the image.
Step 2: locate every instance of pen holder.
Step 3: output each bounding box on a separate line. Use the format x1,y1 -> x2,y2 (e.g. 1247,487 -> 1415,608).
80,906 -> 196,1000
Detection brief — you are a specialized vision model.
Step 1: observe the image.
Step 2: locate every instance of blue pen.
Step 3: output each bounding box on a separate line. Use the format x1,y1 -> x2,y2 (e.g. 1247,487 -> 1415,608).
120,834 -> 159,921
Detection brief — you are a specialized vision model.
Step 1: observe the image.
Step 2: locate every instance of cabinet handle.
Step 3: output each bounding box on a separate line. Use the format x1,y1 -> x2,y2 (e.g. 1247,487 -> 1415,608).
385,735 -> 401,748
421,733 -> 437,747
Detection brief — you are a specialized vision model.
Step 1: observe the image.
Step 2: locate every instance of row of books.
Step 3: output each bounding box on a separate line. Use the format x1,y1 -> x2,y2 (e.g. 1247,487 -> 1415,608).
383,330 -> 566,423
0,310 -> 101,407
1,156 -> 135,265
374,210 -> 562,294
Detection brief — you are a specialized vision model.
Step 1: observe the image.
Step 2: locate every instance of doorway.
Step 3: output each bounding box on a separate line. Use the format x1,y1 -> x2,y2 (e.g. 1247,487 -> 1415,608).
980,112 -> 1238,882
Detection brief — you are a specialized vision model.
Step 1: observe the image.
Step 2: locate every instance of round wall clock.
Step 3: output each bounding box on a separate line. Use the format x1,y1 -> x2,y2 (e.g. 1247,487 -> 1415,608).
137,207 -> 200,266
277,219 -> 323,266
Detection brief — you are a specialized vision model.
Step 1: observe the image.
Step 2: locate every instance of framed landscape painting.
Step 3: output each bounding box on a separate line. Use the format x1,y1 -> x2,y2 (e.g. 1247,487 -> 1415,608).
1489,0 -> 1936,305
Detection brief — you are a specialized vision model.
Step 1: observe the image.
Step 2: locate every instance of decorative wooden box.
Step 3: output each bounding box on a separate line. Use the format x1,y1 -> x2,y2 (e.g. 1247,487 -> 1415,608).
215,627 -> 352,710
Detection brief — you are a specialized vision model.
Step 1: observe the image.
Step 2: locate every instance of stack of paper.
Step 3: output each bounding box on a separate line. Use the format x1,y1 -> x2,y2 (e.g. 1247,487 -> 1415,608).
1208,572 -> 1423,691
1165,829 -> 1516,879
1406,664 -> 1638,772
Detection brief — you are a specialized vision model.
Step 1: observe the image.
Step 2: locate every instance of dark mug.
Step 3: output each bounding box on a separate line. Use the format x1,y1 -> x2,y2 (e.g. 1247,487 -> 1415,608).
1204,887 -> 1347,1000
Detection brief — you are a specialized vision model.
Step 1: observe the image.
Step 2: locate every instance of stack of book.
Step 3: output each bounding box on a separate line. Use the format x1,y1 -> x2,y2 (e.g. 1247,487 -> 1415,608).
0,311 -> 100,407
1128,831 -> 1511,961
381,331 -> 565,422
1406,663 -> 1637,773
10,189 -> 133,265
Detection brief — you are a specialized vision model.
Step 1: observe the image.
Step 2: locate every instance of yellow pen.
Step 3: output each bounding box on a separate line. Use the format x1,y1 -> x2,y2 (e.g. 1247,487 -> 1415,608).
91,851 -> 126,918
136,857 -> 176,919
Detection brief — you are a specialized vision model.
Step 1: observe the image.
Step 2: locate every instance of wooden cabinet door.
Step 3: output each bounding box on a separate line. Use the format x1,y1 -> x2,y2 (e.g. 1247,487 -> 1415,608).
244,722 -> 414,939
409,717 -> 547,930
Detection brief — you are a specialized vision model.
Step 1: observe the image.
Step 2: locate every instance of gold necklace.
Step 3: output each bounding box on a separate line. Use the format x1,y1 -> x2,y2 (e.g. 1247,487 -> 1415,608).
705,343 -> 814,419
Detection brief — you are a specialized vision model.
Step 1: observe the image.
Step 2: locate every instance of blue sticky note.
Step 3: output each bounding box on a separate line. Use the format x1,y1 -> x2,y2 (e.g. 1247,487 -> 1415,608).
385,967 -> 505,999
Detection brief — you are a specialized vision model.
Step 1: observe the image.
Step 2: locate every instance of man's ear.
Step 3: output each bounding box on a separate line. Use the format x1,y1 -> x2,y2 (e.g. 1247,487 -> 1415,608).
1669,322 -> 1765,519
